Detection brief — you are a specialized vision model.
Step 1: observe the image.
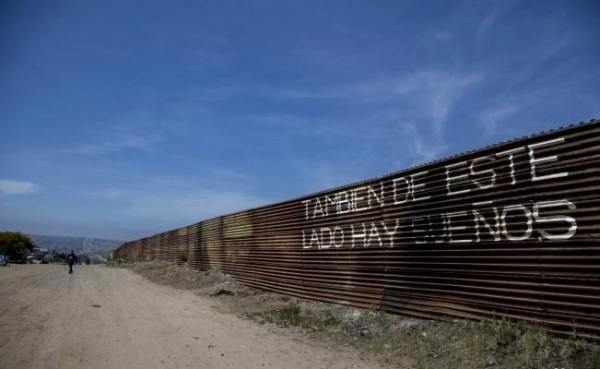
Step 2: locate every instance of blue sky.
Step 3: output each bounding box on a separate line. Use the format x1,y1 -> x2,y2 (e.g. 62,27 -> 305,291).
1,0 -> 598,241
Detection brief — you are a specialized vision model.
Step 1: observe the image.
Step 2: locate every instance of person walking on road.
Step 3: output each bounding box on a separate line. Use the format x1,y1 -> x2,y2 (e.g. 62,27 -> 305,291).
67,250 -> 76,274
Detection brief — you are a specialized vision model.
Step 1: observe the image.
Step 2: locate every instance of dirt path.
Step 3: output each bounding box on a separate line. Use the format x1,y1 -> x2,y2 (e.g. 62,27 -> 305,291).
0,264 -> 380,369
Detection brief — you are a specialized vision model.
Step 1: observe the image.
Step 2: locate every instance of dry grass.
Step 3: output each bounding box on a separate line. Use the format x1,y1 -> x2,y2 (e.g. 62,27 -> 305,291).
244,302 -> 342,332
351,316 -> 600,369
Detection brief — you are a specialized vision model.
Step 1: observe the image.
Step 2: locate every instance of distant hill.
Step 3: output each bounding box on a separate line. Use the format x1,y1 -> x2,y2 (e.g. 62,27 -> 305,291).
28,234 -> 124,256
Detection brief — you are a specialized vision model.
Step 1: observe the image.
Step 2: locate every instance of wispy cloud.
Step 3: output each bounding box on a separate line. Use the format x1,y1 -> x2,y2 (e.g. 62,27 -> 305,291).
476,0 -> 517,43
63,129 -> 161,156
407,71 -> 483,134
259,70 -> 482,112
0,179 -> 41,195
477,105 -> 521,139
252,69 -> 483,165
334,70 -> 482,159
399,123 -> 449,163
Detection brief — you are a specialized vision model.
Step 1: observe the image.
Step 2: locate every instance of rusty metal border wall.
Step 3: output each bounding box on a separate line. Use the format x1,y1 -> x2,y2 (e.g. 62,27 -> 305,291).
114,119 -> 600,338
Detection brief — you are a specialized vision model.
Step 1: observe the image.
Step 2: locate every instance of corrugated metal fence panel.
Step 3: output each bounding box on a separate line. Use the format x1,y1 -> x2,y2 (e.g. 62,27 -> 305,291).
114,120 -> 600,338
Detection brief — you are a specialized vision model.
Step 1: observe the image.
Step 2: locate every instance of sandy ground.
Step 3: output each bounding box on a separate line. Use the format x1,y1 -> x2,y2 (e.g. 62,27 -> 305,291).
0,264 -> 381,369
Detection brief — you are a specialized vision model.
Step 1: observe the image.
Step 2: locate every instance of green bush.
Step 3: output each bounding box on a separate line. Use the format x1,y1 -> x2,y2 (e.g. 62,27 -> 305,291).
0,231 -> 34,257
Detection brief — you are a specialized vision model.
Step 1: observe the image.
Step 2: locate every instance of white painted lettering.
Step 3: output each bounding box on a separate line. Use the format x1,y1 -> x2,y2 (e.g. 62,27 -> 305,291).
501,205 -> 533,241
533,200 -> 577,240
313,198 -> 324,218
380,219 -> 400,247
410,171 -> 431,202
496,147 -> 525,185
351,223 -> 367,248
332,226 -> 345,248
411,217 -> 429,244
470,156 -> 496,189
320,227 -> 332,249
302,200 -> 311,220
302,230 -> 309,249
446,161 -> 471,196
310,229 -> 321,249
432,214 -> 448,244
353,187 -> 369,212
366,222 -> 383,247
367,182 -> 385,208
446,211 -> 472,243
325,195 -> 337,217
528,137 -> 568,182
337,191 -> 352,214
393,177 -> 410,204
472,208 -> 501,242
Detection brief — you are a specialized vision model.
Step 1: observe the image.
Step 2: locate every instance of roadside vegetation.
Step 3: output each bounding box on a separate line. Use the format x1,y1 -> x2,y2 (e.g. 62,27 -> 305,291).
109,260 -> 600,369
244,302 -> 599,369
245,302 -> 342,331
0,231 -> 34,260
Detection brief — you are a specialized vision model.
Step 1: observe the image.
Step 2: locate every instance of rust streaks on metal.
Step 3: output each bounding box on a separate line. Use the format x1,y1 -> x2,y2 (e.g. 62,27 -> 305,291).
114,119 -> 600,337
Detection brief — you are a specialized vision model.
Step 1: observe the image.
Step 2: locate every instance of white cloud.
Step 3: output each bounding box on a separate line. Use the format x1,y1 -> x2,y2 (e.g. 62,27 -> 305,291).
0,179 -> 41,195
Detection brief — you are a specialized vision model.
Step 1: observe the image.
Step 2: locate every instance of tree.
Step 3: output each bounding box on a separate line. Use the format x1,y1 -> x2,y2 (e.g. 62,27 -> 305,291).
0,232 -> 35,257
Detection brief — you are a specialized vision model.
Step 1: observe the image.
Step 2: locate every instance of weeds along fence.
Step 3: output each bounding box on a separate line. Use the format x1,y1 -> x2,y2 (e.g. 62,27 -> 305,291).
114,119 -> 600,339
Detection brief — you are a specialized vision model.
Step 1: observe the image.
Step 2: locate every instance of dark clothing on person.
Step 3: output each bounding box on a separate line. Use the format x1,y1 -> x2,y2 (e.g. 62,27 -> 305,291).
67,252 -> 76,274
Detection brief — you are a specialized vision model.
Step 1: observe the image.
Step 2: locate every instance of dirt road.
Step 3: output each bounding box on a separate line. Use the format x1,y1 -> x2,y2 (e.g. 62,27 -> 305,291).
0,264 -> 380,369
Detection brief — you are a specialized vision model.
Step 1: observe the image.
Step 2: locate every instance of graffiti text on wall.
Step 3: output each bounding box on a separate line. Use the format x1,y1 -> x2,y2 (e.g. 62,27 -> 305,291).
301,137 -> 577,250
